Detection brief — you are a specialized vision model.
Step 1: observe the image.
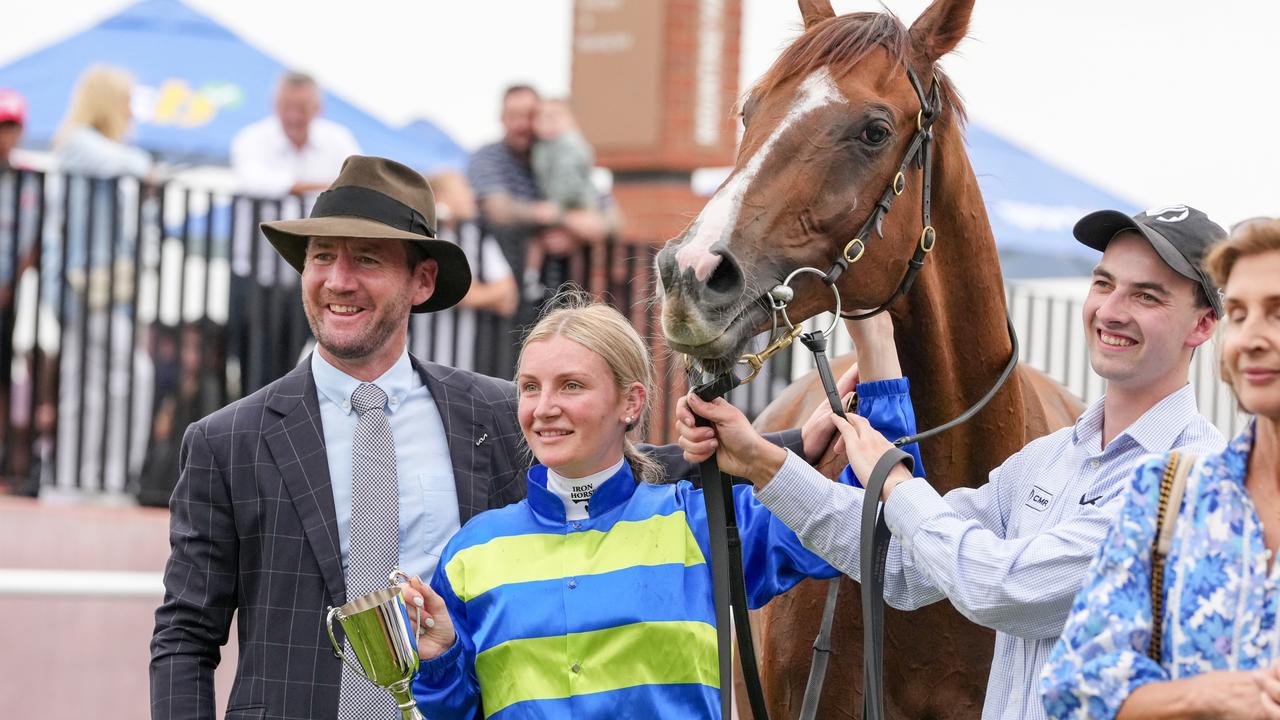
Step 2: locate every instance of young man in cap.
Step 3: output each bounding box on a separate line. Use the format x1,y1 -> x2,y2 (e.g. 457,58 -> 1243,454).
149,155 -> 813,720
679,205 -> 1231,720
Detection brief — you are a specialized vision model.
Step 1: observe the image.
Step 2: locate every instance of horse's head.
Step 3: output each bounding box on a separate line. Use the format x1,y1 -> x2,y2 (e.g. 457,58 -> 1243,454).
657,0 -> 973,363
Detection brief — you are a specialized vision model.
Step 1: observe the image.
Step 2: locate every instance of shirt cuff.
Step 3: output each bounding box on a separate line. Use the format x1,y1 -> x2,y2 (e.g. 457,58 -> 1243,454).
417,637 -> 463,683
754,449 -> 852,530
855,377 -> 909,397
883,476 -> 949,556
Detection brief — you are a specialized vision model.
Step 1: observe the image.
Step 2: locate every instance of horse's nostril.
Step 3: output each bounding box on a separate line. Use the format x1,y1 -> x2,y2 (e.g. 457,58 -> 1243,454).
705,251 -> 743,298
656,248 -> 678,292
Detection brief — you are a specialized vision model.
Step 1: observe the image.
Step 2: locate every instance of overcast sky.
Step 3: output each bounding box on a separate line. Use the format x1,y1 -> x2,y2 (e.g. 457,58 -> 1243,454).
3,0 -> 1276,225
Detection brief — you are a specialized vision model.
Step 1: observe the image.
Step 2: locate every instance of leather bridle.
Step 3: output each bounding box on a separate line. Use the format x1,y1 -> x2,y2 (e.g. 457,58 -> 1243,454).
824,66 -> 940,321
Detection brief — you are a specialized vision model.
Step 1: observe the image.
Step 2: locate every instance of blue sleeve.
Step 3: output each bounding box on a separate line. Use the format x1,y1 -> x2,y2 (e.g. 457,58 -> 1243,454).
1040,457 -> 1171,720
684,481 -> 840,611
411,554 -> 483,720
837,377 -> 925,488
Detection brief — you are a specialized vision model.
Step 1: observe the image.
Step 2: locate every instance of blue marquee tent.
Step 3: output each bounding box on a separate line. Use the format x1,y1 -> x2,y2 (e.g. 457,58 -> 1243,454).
0,0 -> 464,173
398,119 -> 469,175
965,123 -> 1138,277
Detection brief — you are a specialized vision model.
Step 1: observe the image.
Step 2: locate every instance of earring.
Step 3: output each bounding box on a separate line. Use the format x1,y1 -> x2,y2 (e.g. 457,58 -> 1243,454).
623,416 -> 633,424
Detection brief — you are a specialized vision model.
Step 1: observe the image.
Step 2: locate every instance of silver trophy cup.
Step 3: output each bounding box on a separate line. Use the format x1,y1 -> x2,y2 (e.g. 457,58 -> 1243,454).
326,569 -> 427,720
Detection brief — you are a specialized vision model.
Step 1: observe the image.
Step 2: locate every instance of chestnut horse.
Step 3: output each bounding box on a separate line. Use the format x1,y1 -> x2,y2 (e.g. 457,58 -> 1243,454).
656,0 -> 1083,717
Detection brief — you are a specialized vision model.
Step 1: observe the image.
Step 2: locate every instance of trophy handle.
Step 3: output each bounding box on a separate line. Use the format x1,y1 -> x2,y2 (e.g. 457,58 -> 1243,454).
325,606 -> 374,680
389,569 -> 423,639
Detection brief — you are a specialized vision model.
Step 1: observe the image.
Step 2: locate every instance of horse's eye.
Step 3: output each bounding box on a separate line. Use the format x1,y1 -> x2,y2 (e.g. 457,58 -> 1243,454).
858,122 -> 891,146
740,95 -> 758,128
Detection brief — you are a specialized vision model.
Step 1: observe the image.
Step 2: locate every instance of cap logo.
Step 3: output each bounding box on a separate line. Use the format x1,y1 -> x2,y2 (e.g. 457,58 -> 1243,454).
1145,204 -> 1190,223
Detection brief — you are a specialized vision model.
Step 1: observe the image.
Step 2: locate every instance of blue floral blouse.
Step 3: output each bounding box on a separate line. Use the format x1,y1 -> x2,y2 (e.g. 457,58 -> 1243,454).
1041,421 -> 1278,719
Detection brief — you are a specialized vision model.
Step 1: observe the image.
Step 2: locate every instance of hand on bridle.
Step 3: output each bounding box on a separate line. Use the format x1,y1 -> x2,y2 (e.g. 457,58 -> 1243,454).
830,412 -> 913,503
675,393 -> 787,486
800,361 -> 860,462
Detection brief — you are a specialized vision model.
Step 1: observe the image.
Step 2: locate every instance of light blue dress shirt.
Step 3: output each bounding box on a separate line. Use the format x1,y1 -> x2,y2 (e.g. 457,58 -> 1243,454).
312,348 -> 461,584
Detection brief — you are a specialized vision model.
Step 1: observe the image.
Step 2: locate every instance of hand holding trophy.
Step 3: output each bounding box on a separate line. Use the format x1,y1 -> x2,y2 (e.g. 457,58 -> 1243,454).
325,569 -> 444,720
397,574 -> 457,662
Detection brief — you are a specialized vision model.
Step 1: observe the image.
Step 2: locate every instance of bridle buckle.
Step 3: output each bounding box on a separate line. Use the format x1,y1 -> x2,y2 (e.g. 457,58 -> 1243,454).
919,226 -> 936,253
843,237 -> 867,264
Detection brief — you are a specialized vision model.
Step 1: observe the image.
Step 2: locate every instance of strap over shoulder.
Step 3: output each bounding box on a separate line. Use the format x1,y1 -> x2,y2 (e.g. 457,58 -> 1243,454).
1149,451 -> 1196,661
1157,453 -> 1195,556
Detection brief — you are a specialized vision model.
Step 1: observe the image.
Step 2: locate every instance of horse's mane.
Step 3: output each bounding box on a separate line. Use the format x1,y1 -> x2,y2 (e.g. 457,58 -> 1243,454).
749,12 -> 967,125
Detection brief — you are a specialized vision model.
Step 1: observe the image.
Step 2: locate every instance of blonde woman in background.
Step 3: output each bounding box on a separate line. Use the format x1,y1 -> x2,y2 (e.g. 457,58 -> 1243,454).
46,64 -> 154,493
53,64 -> 151,178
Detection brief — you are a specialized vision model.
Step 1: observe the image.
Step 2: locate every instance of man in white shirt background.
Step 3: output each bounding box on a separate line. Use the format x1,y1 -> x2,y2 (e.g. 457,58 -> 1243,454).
230,71 -> 360,198
228,71 -> 361,392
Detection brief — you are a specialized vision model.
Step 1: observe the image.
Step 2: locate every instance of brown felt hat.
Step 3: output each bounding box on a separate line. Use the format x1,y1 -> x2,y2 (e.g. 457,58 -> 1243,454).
261,155 -> 471,313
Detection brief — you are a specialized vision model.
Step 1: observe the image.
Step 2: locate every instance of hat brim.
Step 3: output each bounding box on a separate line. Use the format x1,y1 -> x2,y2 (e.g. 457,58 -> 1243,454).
1073,210 -> 1203,280
261,215 -> 471,313
1073,209 -> 1223,317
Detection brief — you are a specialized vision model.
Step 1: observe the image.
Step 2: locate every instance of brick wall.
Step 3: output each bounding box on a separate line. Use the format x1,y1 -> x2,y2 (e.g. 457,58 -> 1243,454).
573,0 -> 742,245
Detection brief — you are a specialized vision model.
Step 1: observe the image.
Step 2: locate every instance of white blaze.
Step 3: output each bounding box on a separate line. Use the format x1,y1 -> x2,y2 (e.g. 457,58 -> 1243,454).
673,68 -> 843,282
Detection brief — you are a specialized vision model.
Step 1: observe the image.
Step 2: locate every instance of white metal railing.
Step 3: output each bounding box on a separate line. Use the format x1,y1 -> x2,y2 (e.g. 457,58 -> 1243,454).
0,568 -> 163,597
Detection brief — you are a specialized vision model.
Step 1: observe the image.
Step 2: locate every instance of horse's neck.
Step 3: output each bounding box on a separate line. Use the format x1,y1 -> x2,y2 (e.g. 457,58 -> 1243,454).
891,120 -> 1031,484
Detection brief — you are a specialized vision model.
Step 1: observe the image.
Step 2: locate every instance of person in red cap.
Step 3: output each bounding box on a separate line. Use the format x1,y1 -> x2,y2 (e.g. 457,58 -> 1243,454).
0,88 -> 25,172
0,87 -> 34,493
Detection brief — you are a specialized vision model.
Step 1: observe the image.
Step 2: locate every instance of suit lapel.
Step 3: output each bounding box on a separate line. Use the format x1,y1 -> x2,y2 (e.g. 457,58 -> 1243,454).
414,356 -> 496,524
263,362 -> 347,605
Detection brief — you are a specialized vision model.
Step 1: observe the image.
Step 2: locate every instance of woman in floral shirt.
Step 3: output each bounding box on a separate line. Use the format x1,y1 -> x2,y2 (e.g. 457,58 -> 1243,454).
1041,218 -> 1280,719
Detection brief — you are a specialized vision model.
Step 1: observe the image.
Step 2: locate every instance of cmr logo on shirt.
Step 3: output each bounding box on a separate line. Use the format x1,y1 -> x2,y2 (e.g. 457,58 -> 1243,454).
1024,485 -> 1054,513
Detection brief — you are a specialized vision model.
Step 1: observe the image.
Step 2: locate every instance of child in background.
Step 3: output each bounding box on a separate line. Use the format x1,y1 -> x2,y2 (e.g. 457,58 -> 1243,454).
532,98 -> 597,212
525,98 -> 598,301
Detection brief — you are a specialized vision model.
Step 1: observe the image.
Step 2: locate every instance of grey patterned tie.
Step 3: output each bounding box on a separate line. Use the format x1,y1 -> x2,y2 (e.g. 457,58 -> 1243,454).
337,382 -> 400,719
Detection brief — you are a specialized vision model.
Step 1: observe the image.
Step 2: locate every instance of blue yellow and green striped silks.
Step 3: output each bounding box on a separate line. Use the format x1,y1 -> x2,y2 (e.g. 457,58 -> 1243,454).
412,378 -> 921,719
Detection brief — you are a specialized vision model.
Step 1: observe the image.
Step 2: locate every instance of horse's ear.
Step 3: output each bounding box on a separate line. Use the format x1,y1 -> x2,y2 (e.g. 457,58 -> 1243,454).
907,0 -> 975,64
798,0 -> 836,29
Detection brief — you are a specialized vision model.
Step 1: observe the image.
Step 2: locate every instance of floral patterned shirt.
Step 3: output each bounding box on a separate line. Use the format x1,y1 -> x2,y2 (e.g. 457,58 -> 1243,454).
1041,421 -> 1278,719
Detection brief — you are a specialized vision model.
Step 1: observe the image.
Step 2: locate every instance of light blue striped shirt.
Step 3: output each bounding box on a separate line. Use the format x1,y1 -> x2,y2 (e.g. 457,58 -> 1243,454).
312,349 -> 461,585
755,383 -> 1225,720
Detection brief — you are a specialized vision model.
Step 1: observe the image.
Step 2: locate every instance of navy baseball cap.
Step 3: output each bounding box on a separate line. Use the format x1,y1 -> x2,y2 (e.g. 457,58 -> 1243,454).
1074,204 -> 1226,317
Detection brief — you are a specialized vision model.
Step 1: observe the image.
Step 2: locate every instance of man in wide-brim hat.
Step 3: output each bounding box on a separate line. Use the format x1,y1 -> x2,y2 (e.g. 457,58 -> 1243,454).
149,155 -> 534,719
260,154 -> 471,379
